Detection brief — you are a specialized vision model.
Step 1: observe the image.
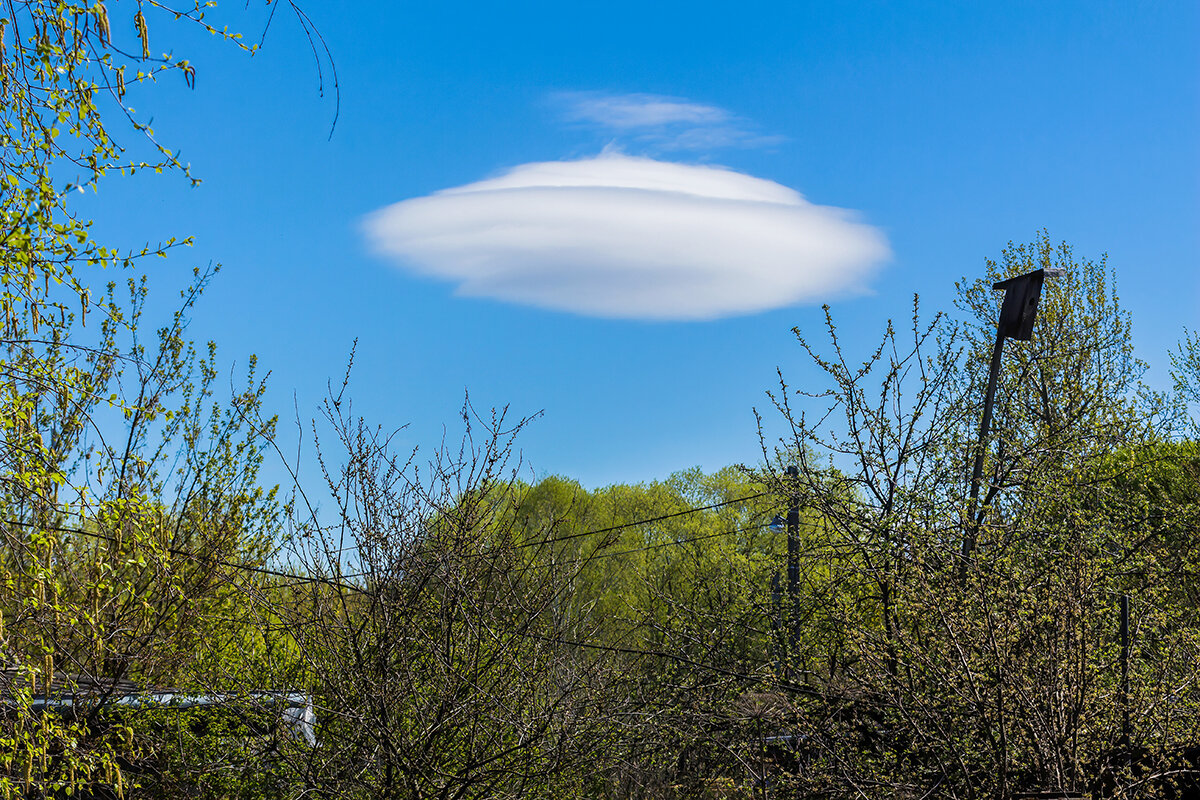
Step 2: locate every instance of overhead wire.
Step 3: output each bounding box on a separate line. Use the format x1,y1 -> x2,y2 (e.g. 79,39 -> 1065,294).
512,491 -> 771,551
0,516 -> 365,594
0,488 -> 778,592
587,522 -> 766,561
2,514 -> 820,704
513,521 -> 773,576
6,509 -> 1166,719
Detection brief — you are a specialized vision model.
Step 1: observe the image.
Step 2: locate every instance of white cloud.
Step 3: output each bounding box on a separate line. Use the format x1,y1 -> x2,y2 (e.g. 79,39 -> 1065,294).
561,92 -> 731,129
363,154 -> 889,321
553,91 -> 782,151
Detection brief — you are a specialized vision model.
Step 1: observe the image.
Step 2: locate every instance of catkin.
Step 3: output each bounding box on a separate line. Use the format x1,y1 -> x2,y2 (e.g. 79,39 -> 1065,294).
134,10 -> 148,59
95,3 -> 111,45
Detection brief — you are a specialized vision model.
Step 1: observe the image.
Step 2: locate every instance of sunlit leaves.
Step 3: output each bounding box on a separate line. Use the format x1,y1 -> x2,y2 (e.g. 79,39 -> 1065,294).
0,2 -> 282,796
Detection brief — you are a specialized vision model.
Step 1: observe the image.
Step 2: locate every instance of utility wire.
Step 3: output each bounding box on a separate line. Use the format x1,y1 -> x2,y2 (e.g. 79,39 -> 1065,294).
588,522 -> 764,561
578,523 -> 872,565
2,515 -> 817,702
0,517 -> 365,594
5,514 -> 1143,719
0,489 -> 777,592
515,630 -> 820,697
513,491 -> 770,551
515,522 -> 770,575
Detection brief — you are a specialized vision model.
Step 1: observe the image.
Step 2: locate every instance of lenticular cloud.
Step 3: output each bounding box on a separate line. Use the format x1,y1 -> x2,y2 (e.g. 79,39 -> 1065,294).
363,154 -> 889,320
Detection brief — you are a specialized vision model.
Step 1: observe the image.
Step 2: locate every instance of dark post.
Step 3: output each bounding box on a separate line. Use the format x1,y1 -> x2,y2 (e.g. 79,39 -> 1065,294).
1120,594 -> 1130,751
786,465 -> 800,651
962,327 -> 1005,563
770,571 -> 783,676
960,267 -> 1062,569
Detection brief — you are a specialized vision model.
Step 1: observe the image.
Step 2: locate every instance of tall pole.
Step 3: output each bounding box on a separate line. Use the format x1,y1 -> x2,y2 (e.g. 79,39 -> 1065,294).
770,571 -> 782,677
786,465 -> 800,655
961,327 -> 1006,567
961,266 -> 1062,571
1120,594 -> 1130,752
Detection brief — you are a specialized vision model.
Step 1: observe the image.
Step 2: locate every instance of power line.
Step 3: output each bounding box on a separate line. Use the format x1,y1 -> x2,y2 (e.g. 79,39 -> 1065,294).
573,523 -> 873,566
515,630 -> 815,694
513,491 -> 770,551
1,516 -> 364,594
2,515 -> 819,701
515,522 -> 770,575
0,488 -> 778,593
8,513 -> 1147,721
589,522 -> 765,561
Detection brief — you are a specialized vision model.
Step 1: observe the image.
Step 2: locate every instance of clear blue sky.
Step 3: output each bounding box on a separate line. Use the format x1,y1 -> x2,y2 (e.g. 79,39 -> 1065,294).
77,0 -> 1198,488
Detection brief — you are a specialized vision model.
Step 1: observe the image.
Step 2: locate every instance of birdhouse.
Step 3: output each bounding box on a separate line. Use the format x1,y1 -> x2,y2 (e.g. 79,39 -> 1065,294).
992,268 -> 1061,341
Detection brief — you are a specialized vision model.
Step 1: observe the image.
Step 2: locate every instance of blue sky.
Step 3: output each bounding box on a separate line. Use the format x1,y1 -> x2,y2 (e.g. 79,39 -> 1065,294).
78,0 -> 1198,488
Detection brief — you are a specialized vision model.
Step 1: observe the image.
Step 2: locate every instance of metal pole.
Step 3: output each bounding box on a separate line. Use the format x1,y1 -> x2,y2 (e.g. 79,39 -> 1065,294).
962,326 -> 1006,566
786,465 -> 800,655
1120,594 -> 1130,751
770,571 -> 782,677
